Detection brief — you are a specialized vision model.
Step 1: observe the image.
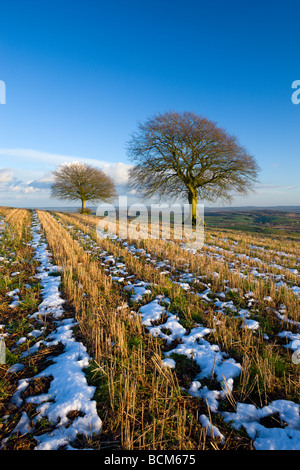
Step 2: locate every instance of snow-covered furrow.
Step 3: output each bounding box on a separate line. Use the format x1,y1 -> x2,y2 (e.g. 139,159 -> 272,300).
204,239 -> 300,277
3,213 -> 102,450
201,244 -> 300,284
69,218 -> 300,336
125,245 -> 262,330
181,244 -> 300,351
102,238 -> 300,450
54,219 -> 256,439
181,242 -> 300,307
206,235 -> 300,267
88,216 -> 300,306
60,217 -> 261,331
221,399 -> 300,450
57,216 -> 300,449
0,217 -> 5,233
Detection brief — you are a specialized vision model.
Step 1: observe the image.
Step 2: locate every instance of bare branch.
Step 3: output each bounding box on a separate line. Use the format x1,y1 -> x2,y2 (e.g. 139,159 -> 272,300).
127,111 -> 260,225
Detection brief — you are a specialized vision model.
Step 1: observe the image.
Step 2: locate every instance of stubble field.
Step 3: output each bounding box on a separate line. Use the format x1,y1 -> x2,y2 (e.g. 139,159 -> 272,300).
0,207 -> 300,451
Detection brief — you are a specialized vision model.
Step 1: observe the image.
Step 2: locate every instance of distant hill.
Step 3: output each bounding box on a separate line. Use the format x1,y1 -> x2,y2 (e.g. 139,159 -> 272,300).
204,208 -> 300,239
205,206 -> 300,213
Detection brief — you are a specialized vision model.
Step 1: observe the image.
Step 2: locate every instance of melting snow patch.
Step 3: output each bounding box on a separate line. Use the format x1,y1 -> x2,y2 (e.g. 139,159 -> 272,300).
199,414 -> 225,443
7,363 -> 25,373
30,219 -> 65,320
139,298 -> 166,326
28,318 -> 102,450
162,358 -> 176,368
222,400 -> 300,450
150,313 -> 186,344
8,213 -> 103,450
124,281 -> 152,302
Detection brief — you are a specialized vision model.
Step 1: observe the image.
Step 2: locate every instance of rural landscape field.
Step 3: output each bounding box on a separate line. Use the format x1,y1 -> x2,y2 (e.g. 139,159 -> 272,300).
1,206 -> 300,450
1,0 -> 300,457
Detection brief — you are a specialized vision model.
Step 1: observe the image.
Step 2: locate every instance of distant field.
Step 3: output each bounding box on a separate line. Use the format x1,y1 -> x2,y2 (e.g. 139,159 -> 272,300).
205,210 -> 300,239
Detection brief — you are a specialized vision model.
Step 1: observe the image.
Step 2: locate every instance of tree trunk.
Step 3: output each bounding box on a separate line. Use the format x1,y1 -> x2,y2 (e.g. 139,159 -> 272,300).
188,188 -> 198,227
81,198 -> 87,212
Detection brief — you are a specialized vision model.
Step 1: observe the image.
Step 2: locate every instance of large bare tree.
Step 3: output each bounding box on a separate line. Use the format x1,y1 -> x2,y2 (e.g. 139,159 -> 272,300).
127,111 -> 260,225
51,162 -> 117,212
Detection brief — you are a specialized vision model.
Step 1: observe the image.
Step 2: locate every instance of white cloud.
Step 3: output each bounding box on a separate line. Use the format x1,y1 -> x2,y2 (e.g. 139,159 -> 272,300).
9,184 -> 40,194
0,167 -> 54,195
0,150 -> 135,209
255,183 -> 300,192
100,162 -> 132,185
0,148 -> 132,186
25,172 -> 54,190
0,148 -> 80,164
0,168 -> 14,184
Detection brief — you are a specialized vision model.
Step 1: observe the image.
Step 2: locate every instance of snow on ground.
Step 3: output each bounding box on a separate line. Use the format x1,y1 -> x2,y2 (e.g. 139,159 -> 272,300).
222,400 -> 300,450
3,213 -> 102,450
29,222 -> 65,320
124,281 -> 152,302
199,240 -> 300,302
138,297 -> 167,326
58,216 -> 300,450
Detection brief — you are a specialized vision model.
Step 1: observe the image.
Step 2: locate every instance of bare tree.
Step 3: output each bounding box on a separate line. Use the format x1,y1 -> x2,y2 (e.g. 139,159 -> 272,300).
127,111 -> 260,225
51,162 -> 117,212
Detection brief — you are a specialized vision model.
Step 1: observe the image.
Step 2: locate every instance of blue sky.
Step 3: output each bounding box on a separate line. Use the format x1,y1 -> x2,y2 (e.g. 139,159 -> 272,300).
0,0 -> 300,208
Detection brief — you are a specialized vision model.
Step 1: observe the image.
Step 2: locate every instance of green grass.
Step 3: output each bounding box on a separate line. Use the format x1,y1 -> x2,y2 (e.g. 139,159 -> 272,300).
6,316 -> 32,337
205,210 -> 300,239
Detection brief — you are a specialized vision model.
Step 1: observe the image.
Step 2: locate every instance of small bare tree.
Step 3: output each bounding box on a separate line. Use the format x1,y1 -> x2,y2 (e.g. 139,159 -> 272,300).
51,162 -> 116,212
127,111 -> 260,225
